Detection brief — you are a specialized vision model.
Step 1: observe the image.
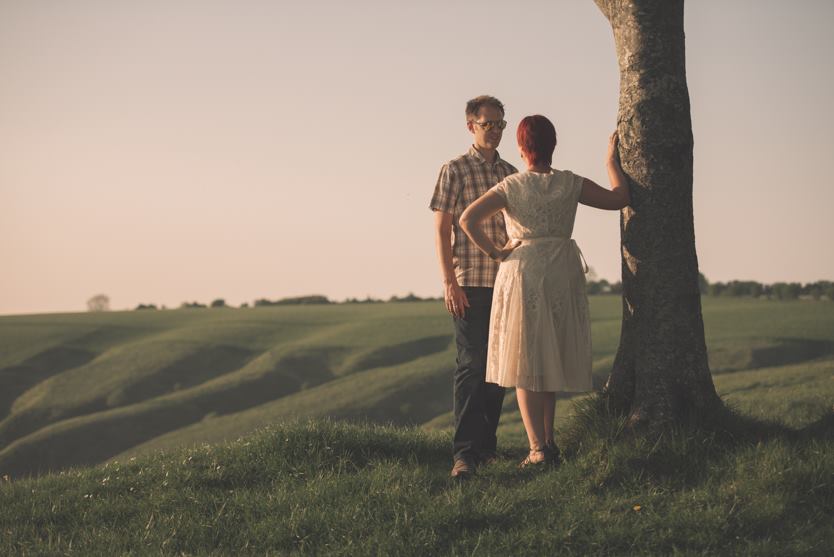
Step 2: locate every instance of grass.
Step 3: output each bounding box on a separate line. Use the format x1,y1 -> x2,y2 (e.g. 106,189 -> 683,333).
1,412 -> 831,555
2,298 -> 834,477
0,303 -> 454,475
1,298 -> 833,553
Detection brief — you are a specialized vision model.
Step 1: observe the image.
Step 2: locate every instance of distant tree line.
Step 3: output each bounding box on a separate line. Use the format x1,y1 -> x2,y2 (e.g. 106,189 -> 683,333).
582,274 -> 834,301
132,293 -> 442,311
126,277 -> 833,311
254,295 -> 331,307
585,279 -> 624,295
703,278 -> 833,300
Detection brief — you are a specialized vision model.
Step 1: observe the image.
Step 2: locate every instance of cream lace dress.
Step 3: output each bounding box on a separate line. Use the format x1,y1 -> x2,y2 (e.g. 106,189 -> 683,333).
486,169 -> 593,392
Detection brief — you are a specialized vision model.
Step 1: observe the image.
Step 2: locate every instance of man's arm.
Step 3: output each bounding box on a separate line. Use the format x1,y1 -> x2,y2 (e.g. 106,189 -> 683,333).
433,210 -> 469,318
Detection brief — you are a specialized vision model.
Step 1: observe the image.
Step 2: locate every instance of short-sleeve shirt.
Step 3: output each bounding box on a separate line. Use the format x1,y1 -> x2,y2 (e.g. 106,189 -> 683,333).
429,146 -> 518,287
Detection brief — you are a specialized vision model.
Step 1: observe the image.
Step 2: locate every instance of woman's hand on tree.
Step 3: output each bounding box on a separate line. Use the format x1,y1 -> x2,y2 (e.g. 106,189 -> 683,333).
606,130 -> 621,168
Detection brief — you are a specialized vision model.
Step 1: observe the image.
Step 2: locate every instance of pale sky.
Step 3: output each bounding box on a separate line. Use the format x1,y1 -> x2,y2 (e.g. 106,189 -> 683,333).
2,0 -> 833,315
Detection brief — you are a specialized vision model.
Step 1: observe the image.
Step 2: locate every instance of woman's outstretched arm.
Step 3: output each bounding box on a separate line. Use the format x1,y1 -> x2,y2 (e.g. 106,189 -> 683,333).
579,131 -> 630,210
460,191 -> 516,262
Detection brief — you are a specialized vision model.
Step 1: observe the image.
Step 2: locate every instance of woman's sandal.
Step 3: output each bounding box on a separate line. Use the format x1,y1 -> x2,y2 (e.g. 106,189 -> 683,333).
519,445 -> 561,469
518,447 -> 548,468
545,443 -> 562,467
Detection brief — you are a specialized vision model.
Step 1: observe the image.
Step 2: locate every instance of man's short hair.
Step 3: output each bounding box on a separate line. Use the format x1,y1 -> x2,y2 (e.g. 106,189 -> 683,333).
465,95 -> 505,121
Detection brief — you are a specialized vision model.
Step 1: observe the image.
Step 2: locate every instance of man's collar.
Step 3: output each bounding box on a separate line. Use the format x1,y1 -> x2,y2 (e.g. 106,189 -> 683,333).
468,145 -> 502,165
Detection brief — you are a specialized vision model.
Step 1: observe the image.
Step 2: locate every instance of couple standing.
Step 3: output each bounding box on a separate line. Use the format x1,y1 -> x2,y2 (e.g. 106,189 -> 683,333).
429,95 -> 629,478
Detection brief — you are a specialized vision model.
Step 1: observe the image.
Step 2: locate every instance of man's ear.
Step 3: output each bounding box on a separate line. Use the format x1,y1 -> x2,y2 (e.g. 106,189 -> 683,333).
466,121 -> 474,133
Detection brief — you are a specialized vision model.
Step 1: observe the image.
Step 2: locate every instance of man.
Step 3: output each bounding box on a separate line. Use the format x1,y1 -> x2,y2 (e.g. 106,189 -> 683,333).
429,95 -> 518,479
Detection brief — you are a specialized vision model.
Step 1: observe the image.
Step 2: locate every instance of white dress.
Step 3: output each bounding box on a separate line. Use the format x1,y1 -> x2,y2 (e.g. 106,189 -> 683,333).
486,169 -> 593,392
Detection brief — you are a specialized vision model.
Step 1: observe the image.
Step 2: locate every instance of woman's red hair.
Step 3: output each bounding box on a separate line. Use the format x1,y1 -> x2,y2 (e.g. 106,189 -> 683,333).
517,115 -> 557,167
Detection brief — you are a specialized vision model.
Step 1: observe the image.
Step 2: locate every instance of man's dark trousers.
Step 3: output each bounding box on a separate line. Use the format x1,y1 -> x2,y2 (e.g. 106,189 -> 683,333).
452,286 -> 506,463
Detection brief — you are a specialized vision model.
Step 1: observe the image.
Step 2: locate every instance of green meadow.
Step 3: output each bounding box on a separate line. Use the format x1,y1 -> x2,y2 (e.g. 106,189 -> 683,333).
1,298 -> 833,554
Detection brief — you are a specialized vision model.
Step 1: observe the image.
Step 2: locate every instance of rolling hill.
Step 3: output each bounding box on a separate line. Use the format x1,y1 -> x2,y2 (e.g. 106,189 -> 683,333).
1,298 -> 833,478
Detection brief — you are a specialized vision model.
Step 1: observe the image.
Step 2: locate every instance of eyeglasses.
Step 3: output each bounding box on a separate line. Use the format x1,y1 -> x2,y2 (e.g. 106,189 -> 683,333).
470,119 -> 507,131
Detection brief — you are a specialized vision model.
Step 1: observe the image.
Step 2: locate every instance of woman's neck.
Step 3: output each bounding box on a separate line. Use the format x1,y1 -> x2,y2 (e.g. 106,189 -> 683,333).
526,163 -> 551,173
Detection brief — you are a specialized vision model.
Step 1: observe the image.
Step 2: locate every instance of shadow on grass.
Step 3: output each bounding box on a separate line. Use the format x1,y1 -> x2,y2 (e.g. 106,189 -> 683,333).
340,335 -> 452,375
800,410 -> 834,441
183,419 -> 453,490
0,346 -> 97,419
106,345 -> 256,407
182,417 -> 547,525
0,335 -> 454,469
0,345 -> 345,465
558,393 -> 833,491
710,338 -> 834,374
547,393 -> 834,553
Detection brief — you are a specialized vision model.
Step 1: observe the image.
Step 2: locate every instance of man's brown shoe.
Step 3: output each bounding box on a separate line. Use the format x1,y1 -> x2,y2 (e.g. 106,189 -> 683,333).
450,458 -> 475,479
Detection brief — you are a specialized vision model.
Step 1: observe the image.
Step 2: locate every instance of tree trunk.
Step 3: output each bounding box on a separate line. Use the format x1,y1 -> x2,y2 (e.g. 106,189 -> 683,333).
593,0 -> 722,427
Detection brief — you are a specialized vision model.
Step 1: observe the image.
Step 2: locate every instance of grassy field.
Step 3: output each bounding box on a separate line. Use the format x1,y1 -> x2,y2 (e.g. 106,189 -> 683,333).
1,298 -> 833,554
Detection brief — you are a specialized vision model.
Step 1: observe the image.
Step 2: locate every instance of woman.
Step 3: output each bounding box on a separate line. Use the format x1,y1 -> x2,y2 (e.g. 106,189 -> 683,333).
460,115 -> 629,467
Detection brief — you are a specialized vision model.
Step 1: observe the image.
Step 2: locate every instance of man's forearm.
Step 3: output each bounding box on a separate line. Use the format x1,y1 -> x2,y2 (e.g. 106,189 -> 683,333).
438,243 -> 457,284
434,213 -> 458,284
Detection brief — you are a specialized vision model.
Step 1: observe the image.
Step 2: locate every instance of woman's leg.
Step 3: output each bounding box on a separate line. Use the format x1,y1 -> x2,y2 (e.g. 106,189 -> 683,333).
543,391 -> 556,447
516,388 -> 547,460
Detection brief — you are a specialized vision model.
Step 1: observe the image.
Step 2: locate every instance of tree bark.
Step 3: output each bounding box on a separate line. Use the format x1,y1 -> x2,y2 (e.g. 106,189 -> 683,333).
593,0 -> 722,427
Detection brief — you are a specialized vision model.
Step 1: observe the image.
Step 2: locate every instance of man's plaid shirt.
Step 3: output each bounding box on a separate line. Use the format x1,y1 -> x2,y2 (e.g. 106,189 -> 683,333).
430,146 -> 518,287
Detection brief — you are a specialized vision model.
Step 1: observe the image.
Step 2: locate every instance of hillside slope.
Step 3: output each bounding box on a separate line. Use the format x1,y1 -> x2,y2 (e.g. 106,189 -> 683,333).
1,411 -> 831,555
1,298 -> 833,478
